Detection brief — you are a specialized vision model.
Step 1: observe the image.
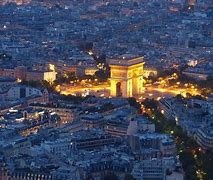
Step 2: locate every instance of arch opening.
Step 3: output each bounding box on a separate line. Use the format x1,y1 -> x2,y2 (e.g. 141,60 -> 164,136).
116,82 -> 122,97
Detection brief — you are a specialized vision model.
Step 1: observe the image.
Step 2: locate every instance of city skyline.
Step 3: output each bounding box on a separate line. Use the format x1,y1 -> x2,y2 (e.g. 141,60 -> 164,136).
0,0 -> 212,180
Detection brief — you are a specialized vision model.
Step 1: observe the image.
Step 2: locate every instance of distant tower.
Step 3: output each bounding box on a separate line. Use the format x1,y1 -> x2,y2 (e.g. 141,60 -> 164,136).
109,56 -> 144,98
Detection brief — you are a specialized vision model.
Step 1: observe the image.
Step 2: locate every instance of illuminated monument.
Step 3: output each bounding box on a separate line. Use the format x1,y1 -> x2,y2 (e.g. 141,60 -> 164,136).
109,56 -> 144,98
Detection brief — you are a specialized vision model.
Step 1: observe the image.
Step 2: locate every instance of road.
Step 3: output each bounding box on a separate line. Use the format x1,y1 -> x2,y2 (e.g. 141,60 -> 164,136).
142,86 -> 201,99
60,84 -> 110,97
58,84 -> 201,99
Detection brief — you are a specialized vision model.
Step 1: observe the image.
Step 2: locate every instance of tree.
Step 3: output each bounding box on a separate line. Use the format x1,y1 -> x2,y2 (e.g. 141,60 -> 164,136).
95,69 -> 109,82
20,80 -> 54,92
142,98 -> 158,110
157,68 -> 178,78
94,53 -> 106,64
0,52 -> 12,61
79,41 -> 93,52
188,40 -> 196,48
55,72 -> 77,84
186,92 -> 192,99
124,174 -> 135,180
127,97 -> 141,111
150,107 -> 213,180
80,74 -> 94,81
104,172 -> 118,180
193,95 -> 204,100
175,94 -> 184,101
166,169 -> 172,176
59,94 -> 83,104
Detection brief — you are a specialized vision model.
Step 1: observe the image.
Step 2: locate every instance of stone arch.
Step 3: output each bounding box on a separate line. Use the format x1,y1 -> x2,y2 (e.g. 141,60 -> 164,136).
109,56 -> 144,97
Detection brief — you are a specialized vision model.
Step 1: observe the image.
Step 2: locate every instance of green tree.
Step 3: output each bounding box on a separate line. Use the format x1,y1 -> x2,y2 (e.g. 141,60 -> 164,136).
55,72 -> 77,84
59,94 -> 83,104
104,172 -> 118,180
142,98 -> 158,110
95,69 -> 109,82
147,108 -> 213,180
20,80 -> 54,92
124,174 -> 135,180
127,97 -> 141,111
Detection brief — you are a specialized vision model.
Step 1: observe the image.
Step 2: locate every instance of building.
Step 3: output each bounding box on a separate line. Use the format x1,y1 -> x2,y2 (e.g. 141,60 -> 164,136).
195,126 -> 213,151
143,68 -> 158,78
71,133 -> 120,151
26,70 -> 57,83
0,157 -> 10,180
0,76 -> 16,87
30,103 -> 76,124
0,66 -> 26,80
186,0 -> 196,6
1,138 -> 32,157
159,98 -> 177,121
183,71 -> 209,81
183,63 -> 213,81
0,67 -> 57,82
10,170 -> 53,180
42,129 -> 121,153
42,139 -> 72,154
81,113 -> 105,129
136,116 -> 156,133
132,160 -> 166,180
105,119 -> 129,137
2,86 -> 49,103
75,150 -> 132,180
7,86 -> 42,99
52,167 -> 80,180
84,66 -> 98,76
129,133 -> 176,157
132,158 -> 183,180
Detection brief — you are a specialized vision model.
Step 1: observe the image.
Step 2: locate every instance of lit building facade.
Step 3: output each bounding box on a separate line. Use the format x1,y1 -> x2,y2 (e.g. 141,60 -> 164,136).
187,0 -> 196,6
109,56 -> 144,98
26,71 -> 57,83
0,0 -> 31,6
85,66 -> 98,76
143,68 -> 158,78
0,67 -> 57,83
